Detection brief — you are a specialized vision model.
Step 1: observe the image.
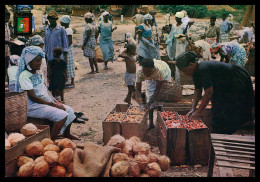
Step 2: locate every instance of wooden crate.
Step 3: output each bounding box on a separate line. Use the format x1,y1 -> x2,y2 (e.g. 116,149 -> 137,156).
121,106 -> 148,140
102,104 -> 129,145
157,109 -> 187,165
163,105 -> 212,129
176,110 -> 211,166
5,125 -> 50,177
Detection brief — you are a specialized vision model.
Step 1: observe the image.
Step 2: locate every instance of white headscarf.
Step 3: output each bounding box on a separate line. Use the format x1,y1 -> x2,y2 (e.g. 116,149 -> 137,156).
101,11 -> 109,17
181,10 -> 187,17
175,12 -> 184,19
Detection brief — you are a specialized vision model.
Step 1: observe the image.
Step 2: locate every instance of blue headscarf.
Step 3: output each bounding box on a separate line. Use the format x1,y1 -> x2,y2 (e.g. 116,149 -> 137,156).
27,35 -> 44,46
16,46 -> 45,92
60,15 -> 71,24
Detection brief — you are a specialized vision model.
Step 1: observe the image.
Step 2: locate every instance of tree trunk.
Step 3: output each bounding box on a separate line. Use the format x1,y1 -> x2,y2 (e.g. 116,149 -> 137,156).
121,5 -> 137,17
240,5 -> 255,29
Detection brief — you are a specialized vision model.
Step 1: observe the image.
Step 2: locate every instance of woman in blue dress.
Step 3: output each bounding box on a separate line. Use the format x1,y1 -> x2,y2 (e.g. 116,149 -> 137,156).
96,11 -> 117,70
136,14 -> 160,65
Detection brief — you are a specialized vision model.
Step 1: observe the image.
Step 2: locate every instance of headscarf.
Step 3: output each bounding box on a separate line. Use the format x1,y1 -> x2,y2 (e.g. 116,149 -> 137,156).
181,10 -> 187,17
176,51 -> 198,70
28,35 -> 44,46
101,11 -> 109,17
84,12 -> 93,19
143,14 -> 153,25
10,55 -> 20,65
60,15 -> 71,24
143,14 -> 153,21
210,43 -> 223,54
175,12 -> 184,19
16,46 -> 45,91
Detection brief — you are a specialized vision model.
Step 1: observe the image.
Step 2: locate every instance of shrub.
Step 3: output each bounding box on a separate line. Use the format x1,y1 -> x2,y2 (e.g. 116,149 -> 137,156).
155,5 -> 208,18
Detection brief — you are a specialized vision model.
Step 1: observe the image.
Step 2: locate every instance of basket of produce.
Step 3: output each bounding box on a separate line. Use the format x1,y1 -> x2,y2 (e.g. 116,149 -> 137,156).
5,92 -> 28,132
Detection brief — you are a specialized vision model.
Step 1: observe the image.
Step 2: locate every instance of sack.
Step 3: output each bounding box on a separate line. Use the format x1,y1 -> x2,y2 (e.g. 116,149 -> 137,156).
156,80 -> 183,103
95,46 -> 104,62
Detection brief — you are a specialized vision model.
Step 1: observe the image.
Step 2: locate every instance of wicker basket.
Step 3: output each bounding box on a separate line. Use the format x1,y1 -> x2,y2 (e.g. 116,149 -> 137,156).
5,92 -> 28,132
156,81 -> 183,103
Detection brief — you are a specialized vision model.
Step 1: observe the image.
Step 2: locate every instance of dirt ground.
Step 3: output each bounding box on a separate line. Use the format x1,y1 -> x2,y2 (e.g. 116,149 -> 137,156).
26,7 -> 255,177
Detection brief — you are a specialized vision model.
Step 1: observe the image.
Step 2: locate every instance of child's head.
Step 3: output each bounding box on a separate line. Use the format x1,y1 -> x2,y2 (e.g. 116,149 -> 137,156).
53,47 -> 63,59
126,43 -> 137,55
210,15 -> 216,25
165,25 -> 171,34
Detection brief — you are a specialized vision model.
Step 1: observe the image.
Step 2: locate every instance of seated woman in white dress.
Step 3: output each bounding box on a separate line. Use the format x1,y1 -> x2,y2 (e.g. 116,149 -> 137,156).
16,46 -> 80,140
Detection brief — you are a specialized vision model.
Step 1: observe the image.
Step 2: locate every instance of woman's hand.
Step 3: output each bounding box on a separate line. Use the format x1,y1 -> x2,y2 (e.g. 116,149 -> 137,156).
188,110 -> 202,120
186,109 -> 195,118
54,101 -> 66,111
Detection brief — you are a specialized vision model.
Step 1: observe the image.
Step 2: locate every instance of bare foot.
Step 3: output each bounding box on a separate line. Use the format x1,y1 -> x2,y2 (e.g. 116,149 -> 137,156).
104,66 -> 109,70
87,71 -> 95,74
65,133 -> 80,140
95,70 -> 99,73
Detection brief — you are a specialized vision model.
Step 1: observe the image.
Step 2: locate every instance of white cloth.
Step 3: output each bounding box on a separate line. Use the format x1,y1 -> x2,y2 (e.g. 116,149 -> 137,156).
40,57 -> 48,86
164,13 -> 171,25
175,12 -> 184,18
182,16 -> 190,28
194,40 -> 211,60
7,66 -> 18,85
65,27 -> 73,36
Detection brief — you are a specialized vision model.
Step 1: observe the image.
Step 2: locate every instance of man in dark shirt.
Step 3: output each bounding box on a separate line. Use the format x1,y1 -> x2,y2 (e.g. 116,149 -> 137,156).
175,51 -> 255,133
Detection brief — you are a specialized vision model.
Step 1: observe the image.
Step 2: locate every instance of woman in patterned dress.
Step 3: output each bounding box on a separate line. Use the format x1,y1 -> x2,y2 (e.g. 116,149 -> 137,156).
82,12 -> 99,74
60,15 -> 76,88
210,40 -> 246,67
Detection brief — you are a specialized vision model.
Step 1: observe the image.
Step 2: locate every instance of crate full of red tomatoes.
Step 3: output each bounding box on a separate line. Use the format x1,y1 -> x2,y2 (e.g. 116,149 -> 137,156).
157,109 -> 187,166
176,110 -> 210,166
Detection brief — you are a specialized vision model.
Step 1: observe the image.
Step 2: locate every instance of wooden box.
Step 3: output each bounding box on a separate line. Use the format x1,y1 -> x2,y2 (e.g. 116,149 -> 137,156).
157,108 -> 187,165
121,106 -> 148,140
102,104 -> 129,145
5,125 -> 50,177
176,110 -> 211,166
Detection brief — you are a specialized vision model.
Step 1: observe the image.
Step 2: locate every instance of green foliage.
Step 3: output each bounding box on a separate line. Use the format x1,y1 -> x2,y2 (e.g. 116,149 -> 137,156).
156,5 -> 208,18
229,5 -> 247,10
155,5 -> 246,23
46,5 -> 72,14
206,9 -> 245,23
95,5 -> 110,12
80,127 -> 97,137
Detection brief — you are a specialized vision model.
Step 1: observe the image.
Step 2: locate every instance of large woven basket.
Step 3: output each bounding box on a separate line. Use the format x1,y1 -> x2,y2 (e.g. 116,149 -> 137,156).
156,80 -> 183,103
5,92 -> 28,132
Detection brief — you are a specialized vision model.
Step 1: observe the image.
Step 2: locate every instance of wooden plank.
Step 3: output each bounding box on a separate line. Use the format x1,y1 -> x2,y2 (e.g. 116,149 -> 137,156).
212,140 -> 255,148
5,125 -> 50,162
213,143 -> 255,152
216,147 -> 234,177
216,156 -> 255,165
215,151 -> 255,159
217,161 -> 255,170
211,134 -> 255,143
214,147 -> 255,155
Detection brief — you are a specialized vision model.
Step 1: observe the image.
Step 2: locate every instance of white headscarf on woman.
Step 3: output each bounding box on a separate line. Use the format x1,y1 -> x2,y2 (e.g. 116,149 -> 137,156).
175,12 -> 184,19
16,46 -> 45,91
143,13 -> 153,25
